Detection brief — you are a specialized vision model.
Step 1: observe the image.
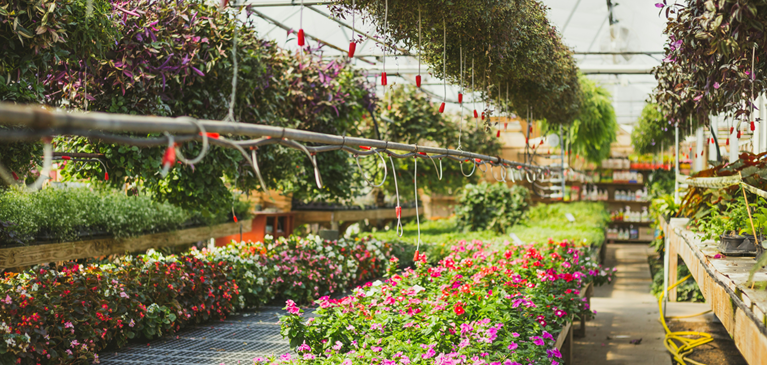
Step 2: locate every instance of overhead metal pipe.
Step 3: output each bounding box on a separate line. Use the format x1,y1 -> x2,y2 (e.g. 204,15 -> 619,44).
0,103 -> 552,171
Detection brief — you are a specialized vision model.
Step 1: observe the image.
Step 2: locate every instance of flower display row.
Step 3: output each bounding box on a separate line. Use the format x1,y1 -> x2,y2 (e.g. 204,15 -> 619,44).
279,239 -> 614,365
0,235 -> 392,364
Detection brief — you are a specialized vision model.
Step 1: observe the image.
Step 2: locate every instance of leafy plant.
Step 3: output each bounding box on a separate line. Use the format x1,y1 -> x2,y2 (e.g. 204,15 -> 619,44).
455,182 -> 529,234
331,0 -> 582,125
631,103 -> 680,155
0,235 -> 392,364
653,1 -> 767,129
544,75 -> 617,164
279,239 -> 614,364
0,185 -> 190,245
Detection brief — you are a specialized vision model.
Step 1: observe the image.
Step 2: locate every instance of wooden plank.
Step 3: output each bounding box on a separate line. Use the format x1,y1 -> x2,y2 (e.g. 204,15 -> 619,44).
667,224 -> 767,364
668,228 -> 679,302
0,221 -> 249,269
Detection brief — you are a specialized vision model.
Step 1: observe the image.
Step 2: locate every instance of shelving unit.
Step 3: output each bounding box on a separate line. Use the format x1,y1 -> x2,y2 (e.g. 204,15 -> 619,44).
577,165 -> 655,243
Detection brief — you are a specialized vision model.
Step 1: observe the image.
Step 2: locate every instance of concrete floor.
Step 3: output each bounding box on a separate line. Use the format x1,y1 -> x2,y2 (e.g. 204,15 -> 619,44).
573,244 -> 670,365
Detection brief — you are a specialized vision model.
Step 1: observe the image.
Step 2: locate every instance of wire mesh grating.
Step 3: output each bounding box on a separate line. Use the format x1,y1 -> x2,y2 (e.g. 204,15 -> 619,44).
100,308 -> 293,365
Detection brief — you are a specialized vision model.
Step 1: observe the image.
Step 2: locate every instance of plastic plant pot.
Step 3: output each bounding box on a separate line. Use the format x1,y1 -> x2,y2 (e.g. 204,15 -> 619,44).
718,233 -> 748,256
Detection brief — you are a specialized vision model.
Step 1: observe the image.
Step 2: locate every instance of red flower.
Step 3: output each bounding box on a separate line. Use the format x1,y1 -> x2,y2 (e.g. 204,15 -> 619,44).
454,303 -> 465,316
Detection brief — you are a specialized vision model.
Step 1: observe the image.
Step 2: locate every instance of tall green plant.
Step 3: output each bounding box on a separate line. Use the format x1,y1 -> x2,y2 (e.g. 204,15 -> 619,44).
632,103 -> 679,155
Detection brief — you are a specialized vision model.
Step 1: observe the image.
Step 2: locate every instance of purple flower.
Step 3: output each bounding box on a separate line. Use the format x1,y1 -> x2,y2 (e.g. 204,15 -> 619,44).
655,3 -> 664,8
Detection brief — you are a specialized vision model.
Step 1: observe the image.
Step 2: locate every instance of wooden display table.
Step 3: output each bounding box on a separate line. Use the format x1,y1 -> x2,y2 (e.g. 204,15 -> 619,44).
664,218 -> 767,364
0,221 -> 250,270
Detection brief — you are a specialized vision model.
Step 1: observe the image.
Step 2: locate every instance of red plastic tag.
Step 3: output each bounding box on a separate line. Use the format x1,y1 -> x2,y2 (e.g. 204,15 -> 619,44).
416,75 -> 422,87
458,93 -> 463,104
61,156 -> 71,160
496,130 -> 500,138
473,110 -> 478,118
381,72 -> 388,86
439,102 -> 446,113
396,206 -> 401,219
359,146 -> 371,150
201,132 -> 220,139
348,42 -> 356,58
751,121 -> 756,131
297,29 -> 305,46
104,172 -> 109,181
162,146 -> 176,167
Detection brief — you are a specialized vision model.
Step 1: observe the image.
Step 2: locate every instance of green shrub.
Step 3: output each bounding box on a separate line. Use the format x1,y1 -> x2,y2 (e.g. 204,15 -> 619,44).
0,186 -> 189,245
455,182 -> 529,234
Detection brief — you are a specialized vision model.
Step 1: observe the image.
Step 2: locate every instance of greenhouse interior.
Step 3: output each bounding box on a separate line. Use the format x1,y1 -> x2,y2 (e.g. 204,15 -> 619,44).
3,0 -> 767,364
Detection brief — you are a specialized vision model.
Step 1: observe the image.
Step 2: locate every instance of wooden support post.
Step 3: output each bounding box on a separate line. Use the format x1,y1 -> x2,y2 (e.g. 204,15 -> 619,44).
668,231 -> 679,302
562,324 -> 573,364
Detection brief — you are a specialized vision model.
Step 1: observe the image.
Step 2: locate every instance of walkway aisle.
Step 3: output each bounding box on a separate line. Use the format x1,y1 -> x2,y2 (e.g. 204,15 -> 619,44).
99,307 -> 289,365
574,244 -> 670,365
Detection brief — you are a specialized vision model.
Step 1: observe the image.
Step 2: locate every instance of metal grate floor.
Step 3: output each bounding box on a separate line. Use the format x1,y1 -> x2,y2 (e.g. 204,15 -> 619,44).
99,307 -> 293,364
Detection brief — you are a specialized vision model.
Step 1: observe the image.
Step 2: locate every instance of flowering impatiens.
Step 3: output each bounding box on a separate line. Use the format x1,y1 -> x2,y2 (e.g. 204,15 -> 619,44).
0,235 -> 391,364
279,239 -> 613,364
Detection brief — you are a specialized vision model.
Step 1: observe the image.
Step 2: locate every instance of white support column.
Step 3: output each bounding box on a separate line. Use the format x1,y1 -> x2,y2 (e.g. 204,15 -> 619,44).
695,127 -> 705,171
760,94 -> 767,153
730,119 -> 740,163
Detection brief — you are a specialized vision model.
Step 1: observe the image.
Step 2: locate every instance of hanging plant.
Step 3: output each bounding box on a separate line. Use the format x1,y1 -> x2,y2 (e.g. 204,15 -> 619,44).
329,0 -> 582,125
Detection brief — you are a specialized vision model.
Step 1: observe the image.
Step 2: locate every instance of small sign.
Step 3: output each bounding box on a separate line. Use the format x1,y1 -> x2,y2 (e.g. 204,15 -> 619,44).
565,213 -> 575,223
509,233 -> 524,245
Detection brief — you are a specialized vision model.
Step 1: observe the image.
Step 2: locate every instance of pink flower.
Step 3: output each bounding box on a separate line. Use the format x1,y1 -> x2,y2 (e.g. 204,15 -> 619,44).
531,336 -> 544,346
303,353 -> 316,360
542,331 -> 554,341
555,309 -> 567,318
64,322 -> 74,329
371,346 -> 383,352
332,341 -> 343,350
511,332 -> 520,338
1,295 -> 11,304
507,342 -> 518,350
285,300 -> 301,315
297,342 -> 311,352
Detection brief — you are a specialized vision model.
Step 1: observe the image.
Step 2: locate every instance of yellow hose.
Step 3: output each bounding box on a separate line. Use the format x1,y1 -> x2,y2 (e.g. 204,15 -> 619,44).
658,274 -> 714,365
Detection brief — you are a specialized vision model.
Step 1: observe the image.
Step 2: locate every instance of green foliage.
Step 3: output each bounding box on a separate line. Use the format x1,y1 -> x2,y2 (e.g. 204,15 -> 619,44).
0,236 -> 392,364
632,103 -> 677,155
333,0 -> 582,125
373,84 -> 501,200
0,185 -> 189,245
650,259 -> 704,302
0,132 -> 41,182
279,239 -> 613,365
695,195 -> 751,239
455,182 -> 529,234
545,76 -> 616,164
511,202 -> 609,246
648,169 -> 676,199
371,202 -> 609,269
653,1 -> 767,128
